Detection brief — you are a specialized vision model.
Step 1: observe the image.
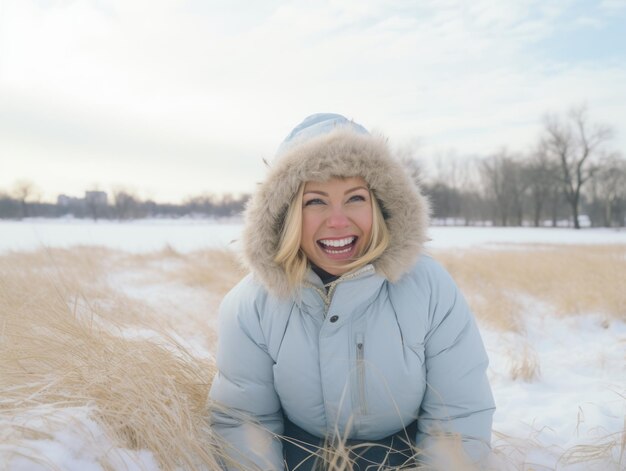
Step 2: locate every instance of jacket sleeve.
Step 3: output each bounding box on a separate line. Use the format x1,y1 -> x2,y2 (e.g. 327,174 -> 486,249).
415,259 -> 495,469
209,279 -> 284,471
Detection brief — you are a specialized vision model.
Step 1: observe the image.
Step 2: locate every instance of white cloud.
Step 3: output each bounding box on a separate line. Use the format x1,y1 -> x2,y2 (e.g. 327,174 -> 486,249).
572,16 -> 604,28
600,0 -> 626,12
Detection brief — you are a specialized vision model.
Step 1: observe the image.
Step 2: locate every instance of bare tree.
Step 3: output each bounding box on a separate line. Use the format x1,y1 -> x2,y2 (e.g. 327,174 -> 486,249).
416,150 -> 479,225
457,156 -> 486,226
526,148 -> 560,227
541,106 -> 613,229
432,151 -> 464,224
112,188 -> 138,220
183,193 -> 217,216
85,189 -> 108,221
11,180 -> 40,219
0,191 -> 20,218
479,149 -> 528,226
590,153 -> 626,227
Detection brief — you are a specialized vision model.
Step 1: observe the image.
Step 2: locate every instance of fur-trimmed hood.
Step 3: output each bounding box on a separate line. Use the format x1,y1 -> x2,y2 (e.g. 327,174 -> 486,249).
242,115 -> 430,297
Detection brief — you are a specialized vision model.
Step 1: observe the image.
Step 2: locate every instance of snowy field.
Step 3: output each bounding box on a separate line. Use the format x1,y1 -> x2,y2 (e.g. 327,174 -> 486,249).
1,219 -> 625,470
2,218 -> 626,253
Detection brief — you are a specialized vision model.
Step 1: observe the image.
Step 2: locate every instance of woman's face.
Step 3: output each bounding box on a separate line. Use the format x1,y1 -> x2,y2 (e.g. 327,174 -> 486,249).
301,177 -> 373,276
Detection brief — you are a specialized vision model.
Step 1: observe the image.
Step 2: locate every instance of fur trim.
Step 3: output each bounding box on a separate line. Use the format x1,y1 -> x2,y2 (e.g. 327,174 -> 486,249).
242,129 -> 430,297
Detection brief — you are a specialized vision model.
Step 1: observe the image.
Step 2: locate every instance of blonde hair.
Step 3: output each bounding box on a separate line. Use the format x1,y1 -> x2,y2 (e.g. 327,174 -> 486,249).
274,181 -> 390,290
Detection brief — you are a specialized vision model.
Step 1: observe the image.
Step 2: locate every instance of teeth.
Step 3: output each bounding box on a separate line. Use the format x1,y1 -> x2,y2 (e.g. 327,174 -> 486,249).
326,246 -> 351,254
319,237 -> 355,248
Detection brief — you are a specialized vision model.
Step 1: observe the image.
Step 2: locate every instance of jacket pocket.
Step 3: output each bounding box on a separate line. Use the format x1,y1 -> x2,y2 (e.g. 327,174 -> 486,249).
355,333 -> 368,415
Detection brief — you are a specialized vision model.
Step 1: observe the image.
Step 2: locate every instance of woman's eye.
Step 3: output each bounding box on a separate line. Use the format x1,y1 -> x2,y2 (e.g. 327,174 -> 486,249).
348,195 -> 366,203
304,198 -> 325,206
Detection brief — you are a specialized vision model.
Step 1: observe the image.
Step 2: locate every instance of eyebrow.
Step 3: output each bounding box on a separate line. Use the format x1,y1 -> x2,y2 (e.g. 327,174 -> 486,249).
303,186 -> 369,196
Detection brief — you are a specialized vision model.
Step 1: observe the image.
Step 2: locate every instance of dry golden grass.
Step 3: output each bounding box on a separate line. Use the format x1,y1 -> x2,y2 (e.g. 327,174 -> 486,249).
432,245 -> 626,332
0,246 -> 111,303
172,248 -> 246,297
559,432 -> 626,468
117,244 -> 245,297
277,430 -> 474,471
507,343 -> 542,383
0,248 -> 224,470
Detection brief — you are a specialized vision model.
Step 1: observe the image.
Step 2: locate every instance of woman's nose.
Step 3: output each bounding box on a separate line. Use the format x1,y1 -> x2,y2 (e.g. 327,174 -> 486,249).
326,206 -> 350,228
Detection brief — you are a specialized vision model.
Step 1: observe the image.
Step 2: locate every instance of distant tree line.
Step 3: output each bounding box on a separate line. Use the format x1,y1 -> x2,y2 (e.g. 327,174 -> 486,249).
405,105 -> 626,228
0,185 -> 250,221
2,106 -> 624,228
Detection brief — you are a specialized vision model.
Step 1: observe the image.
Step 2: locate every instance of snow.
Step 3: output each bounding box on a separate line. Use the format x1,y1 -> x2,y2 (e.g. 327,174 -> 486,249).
2,219 -> 625,470
0,218 -> 244,253
2,407 -> 160,471
484,305 -> 626,470
425,226 -> 626,248
2,218 -> 625,254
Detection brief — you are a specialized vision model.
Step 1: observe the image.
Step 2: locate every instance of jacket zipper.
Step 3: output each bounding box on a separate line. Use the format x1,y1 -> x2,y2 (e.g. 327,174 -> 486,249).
355,333 -> 367,415
308,265 -> 375,316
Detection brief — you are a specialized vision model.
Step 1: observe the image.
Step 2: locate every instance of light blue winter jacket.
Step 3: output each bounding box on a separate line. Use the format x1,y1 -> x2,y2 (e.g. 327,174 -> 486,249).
209,114 -> 495,470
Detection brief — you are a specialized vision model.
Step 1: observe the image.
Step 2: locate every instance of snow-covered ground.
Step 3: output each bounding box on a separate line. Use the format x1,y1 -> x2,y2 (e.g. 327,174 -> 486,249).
2,218 -> 626,253
1,219 -> 625,470
484,302 -> 625,470
0,218 -> 245,253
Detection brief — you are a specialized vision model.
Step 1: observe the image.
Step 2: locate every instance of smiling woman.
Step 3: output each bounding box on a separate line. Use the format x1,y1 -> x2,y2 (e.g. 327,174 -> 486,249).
208,114 -> 495,471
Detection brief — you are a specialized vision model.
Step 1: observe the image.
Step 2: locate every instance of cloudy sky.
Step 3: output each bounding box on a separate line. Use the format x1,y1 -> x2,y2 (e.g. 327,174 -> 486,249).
1,0 -> 625,203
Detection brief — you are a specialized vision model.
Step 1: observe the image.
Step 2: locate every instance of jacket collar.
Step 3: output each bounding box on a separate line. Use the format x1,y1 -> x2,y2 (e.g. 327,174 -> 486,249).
298,265 -> 385,322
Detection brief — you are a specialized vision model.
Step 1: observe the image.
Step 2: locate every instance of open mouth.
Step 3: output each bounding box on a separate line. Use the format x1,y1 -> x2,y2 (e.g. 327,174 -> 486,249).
317,236 -> 357,255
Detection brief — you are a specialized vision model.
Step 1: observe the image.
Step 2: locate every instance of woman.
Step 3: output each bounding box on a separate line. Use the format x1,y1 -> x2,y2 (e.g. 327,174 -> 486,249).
209,114 -> 495,470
